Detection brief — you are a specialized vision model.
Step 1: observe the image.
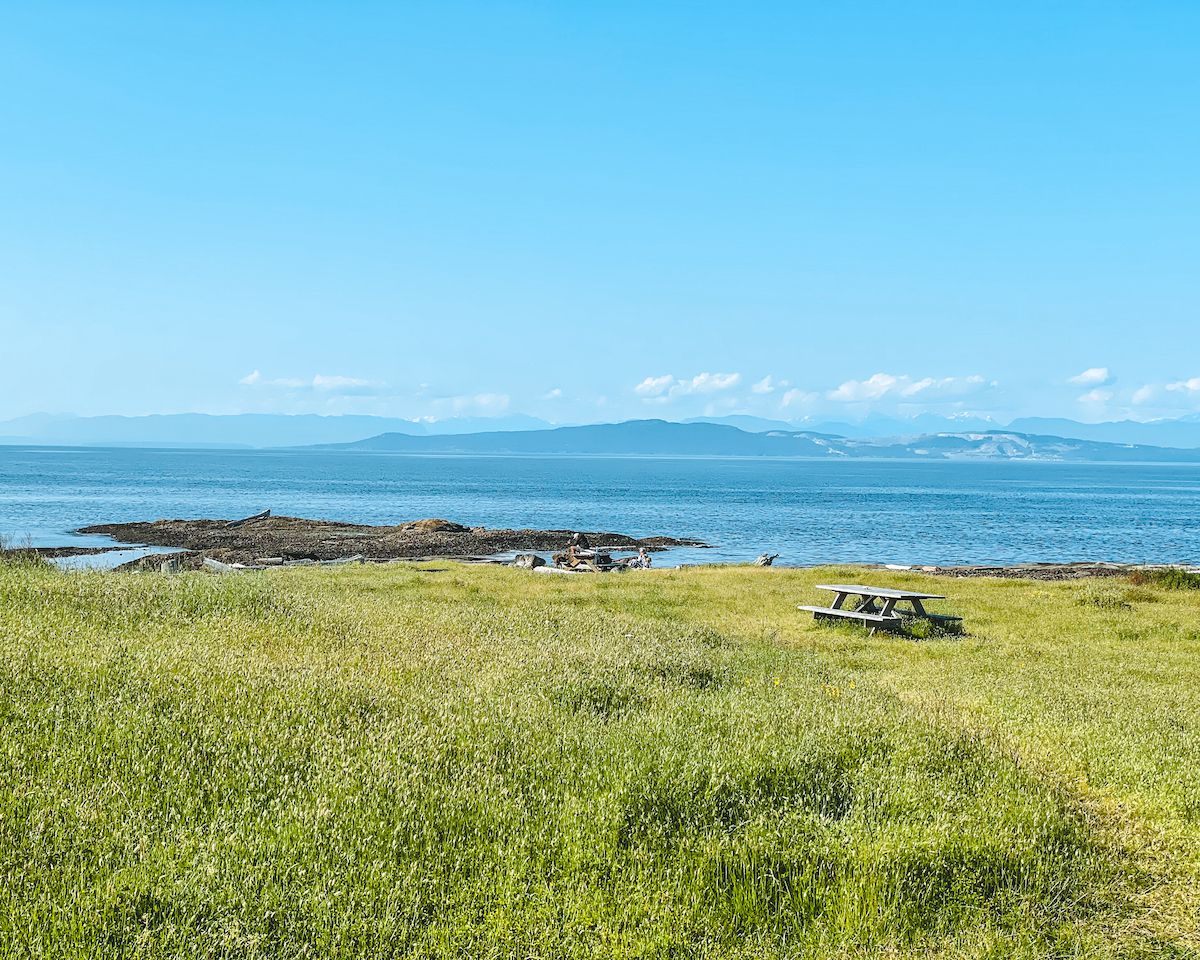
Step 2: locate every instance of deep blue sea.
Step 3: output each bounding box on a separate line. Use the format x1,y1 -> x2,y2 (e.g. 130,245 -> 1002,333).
2,446 -> 1199,567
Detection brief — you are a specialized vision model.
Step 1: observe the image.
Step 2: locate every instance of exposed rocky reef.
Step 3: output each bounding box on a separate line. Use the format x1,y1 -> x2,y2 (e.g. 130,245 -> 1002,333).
79,515 -> 709,568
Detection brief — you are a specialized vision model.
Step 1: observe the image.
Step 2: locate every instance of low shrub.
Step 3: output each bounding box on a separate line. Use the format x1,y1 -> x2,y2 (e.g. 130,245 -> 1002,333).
1128,567 -> 1200,590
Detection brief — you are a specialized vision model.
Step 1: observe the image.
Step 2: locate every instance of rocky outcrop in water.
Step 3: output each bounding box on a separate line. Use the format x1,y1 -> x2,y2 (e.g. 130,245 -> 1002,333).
80,515 -> 708,567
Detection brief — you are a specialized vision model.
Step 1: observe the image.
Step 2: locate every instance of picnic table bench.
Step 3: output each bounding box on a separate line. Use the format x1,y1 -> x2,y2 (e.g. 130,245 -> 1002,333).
798,584 -> 962,635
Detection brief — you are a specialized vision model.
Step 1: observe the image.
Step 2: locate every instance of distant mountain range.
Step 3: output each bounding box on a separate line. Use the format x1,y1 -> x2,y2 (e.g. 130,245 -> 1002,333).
326,419 -> 1200,462
685,413 -> 1002,437
689,413 -> 1200,447
3,411 -> 1200,454
1005,415 -> 1200,449
0,413 -> 554,448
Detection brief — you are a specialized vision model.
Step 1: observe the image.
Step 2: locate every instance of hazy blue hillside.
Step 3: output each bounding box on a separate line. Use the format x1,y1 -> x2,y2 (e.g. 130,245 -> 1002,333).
6,411 -> 1200,453
693,413 -> 1200,449
804,414 -> 1002,438
1008,415 -> 1200,449
331,419 -> 1200,462
685,413 -> 1003,436
330,420 -> 832,456
0,413 -> 555,448
683,415 -> 797,432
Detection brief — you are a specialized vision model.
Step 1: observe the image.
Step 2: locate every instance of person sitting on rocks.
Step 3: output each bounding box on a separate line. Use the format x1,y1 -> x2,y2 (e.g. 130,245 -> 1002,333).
626,547 -> 652,569
566,532 -> 594,567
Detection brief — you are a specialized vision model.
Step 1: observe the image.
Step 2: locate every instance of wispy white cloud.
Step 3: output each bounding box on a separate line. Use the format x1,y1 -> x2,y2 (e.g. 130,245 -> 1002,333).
828,373 -> 899,402
751,375 -> 789,395
1125,378 -> 1200,411
1167,377 -> 1200,395
1080,378 -> 1200,416
445,392 -> 510,413
634,375 -> 675,398
1068,367 -> 1115,387
241,369 -> 307,388
411,392 -> 512,420
635,372 -> 742,401
231,373 -> 530,420
239,370 -> 380,394
543,387 -> 564,400
312,374 -> 375,391
828,373 -> 990,404
781,388 -> 819,409
683,372 -> 741,394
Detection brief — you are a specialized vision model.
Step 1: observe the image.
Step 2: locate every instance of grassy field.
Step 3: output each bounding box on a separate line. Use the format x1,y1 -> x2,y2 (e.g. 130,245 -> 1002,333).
1,557 -> 1197,958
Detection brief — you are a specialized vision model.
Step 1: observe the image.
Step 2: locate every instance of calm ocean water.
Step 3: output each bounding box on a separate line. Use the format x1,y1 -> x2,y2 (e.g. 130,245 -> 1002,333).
2,446 -> 1199,567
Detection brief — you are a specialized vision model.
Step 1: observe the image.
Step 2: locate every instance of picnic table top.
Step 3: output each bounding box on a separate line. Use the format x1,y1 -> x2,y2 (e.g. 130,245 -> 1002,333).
815,583 -> 945,601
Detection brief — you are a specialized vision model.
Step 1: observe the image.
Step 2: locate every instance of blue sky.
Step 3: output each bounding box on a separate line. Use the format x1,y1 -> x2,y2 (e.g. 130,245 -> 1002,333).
2,2 -> 1198,425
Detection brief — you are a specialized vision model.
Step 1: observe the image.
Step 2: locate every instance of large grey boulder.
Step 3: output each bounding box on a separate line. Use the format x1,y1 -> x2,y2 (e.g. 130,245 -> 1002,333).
513,553 -> 546,569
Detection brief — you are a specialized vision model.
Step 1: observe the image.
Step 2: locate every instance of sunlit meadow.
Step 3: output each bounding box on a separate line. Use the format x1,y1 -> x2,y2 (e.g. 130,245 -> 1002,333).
1,557 -> 1197,957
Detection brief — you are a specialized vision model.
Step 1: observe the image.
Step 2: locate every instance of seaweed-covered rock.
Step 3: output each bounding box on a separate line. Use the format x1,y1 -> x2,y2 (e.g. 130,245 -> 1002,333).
80,516 -> 709,566
399,518 -> 469,534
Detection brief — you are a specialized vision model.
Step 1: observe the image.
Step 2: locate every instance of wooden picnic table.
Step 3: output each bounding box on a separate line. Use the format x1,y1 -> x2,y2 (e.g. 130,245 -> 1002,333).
798,583 -> 961,634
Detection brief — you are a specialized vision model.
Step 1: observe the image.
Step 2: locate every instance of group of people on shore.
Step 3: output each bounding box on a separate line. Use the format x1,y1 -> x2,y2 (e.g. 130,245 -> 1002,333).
565,532 -> 652,570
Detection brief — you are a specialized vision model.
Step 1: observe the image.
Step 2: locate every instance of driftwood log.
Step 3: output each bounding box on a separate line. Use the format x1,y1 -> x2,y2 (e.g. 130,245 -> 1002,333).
226,509 -> 271,529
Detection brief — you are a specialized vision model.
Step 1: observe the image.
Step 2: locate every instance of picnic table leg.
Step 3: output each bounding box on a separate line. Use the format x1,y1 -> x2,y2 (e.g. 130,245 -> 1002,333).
879,598 -> 898,618
831,592 -> 848,610
909,598 -> 928,617
865,604 -> 883,635
854,595 -> 879,614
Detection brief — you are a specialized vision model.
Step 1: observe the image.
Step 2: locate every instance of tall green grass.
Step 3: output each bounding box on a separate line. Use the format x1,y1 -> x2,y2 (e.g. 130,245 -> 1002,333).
0,562 -> 1195,957
0,535 -> 47,570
